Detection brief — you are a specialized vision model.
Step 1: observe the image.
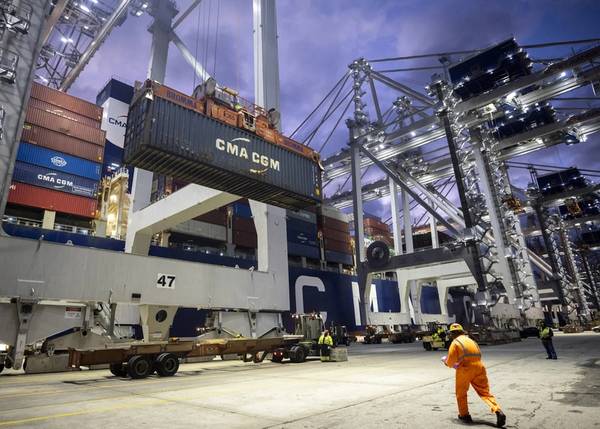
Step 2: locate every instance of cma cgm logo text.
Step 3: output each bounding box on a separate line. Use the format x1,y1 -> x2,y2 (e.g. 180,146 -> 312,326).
37,172 -> 73,188
215,137 -> 280,171
51,156 -> 67,167
108,115 -> 127,128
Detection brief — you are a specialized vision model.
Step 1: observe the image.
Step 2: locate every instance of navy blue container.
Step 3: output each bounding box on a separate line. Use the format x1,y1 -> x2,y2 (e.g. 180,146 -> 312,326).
287,217 -> 318,247
12,161 -> 99,198
96,78 -> 135,106
17,142 -> 101,180
324,250 -> 353,265
288,242 -> 320,259
232,201 -> 252,218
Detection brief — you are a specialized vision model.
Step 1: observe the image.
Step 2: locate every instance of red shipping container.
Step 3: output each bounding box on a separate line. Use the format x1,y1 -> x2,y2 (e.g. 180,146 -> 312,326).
26,107 -> 106,146
30,82 -> 103,121
320,215 -> 350,233
22,124 -> 104,163
195,208 -> 227,226
321,227 -> 351,243
364,217 -> 389,231
8,182 -> 97,218
324,237 -> 352,254
28,98 -> 100,129
233,216 -> 255,233
233,230 -> 257,248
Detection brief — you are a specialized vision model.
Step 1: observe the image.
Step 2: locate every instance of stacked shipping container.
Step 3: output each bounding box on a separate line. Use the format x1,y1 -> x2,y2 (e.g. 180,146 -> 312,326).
363,214 -> 393,247
320,206 -> 353,265
8,83 -> 105,219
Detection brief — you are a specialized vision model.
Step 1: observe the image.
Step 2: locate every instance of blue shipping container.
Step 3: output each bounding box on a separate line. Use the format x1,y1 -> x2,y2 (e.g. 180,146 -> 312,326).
17,142 -> 101,180
288,242 -> 320,259
325,250 -> 353,265
287,217 -> 318,246
12,161 -> 99,198
232,201 -> 253,218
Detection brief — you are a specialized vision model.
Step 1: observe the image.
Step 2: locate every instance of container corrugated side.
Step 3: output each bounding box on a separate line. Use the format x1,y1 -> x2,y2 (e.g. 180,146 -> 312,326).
233,216 -> 255,233
17,142 -> 102,180
324,237 -> 352,254
168,219 -> 226,241
26,107 -> 106,146
288,242 -> 320,259
12,161 -> 99,198
233,230 -> 257,248
30,82 -> 103,121
28,98 -> 101,129
287,209 -> 317,224
124,95 -> 321,210
324,250 -> 353,265
320,205 -> 349,222
322,226 -> 351,242
22,123 -> 104,163
195,208 -> 227,226
8,182 -> 97,218
320,216 -> 350,233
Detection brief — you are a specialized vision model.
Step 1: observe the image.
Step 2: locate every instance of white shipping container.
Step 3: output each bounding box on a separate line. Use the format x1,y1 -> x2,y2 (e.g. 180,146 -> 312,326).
170,219 -> 227,241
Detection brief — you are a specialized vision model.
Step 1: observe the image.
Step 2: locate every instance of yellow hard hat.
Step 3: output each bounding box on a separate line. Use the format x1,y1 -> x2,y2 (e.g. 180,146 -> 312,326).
449,323 -> 464,332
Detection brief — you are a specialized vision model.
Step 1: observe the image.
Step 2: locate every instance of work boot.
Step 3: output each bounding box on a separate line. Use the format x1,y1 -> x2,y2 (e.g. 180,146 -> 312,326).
496,410 -> 506,427
458,414 -> 473,424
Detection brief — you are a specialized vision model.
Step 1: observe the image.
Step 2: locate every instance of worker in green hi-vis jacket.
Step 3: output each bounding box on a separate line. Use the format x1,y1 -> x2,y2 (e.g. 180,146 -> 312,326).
540,322 -> 557,360
318,330 -> 333,362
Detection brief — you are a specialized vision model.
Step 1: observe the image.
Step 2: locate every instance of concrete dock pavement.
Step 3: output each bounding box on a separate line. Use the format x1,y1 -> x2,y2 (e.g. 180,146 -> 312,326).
0,332 -> 598,428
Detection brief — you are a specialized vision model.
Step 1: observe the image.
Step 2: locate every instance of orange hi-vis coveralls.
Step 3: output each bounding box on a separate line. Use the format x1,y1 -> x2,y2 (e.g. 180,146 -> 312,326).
445,334 -> 501,417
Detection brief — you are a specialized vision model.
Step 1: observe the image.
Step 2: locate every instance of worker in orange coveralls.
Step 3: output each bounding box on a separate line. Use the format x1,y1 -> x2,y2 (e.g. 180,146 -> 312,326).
442,323 -> 506,427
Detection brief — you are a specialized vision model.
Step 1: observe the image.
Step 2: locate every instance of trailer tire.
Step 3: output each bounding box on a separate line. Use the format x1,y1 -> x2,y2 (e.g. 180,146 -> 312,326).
127,355 -> 153,379
290,345 -> 307,363
423,342 -> 432,351
109,363 -> 128,377
155,353 -> 179,377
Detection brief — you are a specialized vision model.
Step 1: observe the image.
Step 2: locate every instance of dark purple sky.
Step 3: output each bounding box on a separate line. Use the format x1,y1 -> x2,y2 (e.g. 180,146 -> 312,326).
69,0 -> 600,220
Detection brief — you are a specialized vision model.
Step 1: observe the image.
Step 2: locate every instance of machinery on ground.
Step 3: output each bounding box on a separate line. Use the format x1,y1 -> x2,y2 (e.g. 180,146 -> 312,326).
420,323 -> 452,351
270,313 -> 349,362
363,325 -> 416,344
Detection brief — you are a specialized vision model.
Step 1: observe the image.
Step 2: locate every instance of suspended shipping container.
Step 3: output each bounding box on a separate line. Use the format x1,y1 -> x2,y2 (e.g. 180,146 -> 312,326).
22,123 -> 104,163
124,81 -> 322,210
8,182 -> 97,218
17,142 -> 102,180
12,161 -> 99,198
25,107 -> 106,146
30,82 -> 103,121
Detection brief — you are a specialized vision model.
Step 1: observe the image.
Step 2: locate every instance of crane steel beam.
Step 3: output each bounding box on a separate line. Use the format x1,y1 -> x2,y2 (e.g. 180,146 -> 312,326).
170,31 -> 211,82
59,0 -> 132,91
359,147 -> 461,237
39,0 -> 67,46
172,0 -> 203,29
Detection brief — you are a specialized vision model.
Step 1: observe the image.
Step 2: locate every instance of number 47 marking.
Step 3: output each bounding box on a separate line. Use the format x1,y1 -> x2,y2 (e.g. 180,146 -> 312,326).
157,273 -> 176,289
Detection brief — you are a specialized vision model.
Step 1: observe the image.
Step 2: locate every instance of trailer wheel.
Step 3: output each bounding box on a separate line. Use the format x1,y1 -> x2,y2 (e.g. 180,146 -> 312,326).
109,363 -> 128,377
155,353 -> 179,377
290,345 -> 307,363
423,342 -> 432,351
127,355 -> 153,379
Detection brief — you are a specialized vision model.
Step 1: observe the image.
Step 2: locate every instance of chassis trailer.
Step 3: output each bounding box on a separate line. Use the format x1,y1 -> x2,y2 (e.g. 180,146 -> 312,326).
68,335 -> 307,379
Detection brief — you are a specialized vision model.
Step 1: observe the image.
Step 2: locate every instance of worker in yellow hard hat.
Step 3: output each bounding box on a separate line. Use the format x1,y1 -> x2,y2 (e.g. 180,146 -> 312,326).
442,323 -> 506,427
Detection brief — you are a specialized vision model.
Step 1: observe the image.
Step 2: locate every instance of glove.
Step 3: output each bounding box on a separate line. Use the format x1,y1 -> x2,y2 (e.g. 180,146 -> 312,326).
453,363 -> 460,369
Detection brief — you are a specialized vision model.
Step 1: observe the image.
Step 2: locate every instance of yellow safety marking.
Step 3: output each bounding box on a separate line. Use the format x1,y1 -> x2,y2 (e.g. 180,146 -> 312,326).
0,399 -> 168,427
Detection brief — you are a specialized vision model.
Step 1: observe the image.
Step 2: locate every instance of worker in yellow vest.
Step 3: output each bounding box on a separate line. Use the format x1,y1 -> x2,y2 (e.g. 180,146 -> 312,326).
540,322 -> 557,359
318,330 -> 333,362
442,323 -> 506,427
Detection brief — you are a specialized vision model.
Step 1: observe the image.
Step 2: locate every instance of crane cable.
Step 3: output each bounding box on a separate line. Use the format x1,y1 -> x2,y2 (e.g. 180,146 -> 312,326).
213,0 -> 221,78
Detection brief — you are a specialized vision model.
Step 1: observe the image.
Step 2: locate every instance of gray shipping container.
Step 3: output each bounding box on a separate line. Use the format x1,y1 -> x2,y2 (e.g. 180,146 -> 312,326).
124,95 -> 322,210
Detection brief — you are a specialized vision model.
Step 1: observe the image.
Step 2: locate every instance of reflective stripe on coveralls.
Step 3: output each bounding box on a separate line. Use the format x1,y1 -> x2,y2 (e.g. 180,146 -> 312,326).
447,335 -> 501,416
